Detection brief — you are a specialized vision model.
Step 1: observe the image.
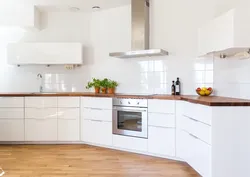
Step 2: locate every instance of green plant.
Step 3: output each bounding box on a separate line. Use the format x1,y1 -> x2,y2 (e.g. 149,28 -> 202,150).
107,80 -> 118,88
100,78 -> 109,88
85,78 -> 101,89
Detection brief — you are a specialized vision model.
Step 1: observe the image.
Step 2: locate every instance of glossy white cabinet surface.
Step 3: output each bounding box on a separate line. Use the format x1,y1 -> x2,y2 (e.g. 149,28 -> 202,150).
0,119 -> 24,141
148,100 -> 175,114
58,97 -> 80,108
113,135 -> 148,152
82,119 -> 112,146
25,108 -> 57,119
148,113 -> 175,128
0,97 -> 24,107
148,126 -> 175,157
81,97 -> 112,110
181,115 -> 211,145
0,108 -> 24,119
58,119 -> 79,141
7,43 -> 82,65
183,102 -> 212,125
25,119 -> 57,141
25,97 -> 57,108
82,108 -> 112,122
58,108 -> 79,119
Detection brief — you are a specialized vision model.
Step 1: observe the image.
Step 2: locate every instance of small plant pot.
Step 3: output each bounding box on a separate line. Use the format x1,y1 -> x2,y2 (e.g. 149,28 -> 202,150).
101,88 -> 107,94
108,88 -> 115,94
94,87 -> 100,94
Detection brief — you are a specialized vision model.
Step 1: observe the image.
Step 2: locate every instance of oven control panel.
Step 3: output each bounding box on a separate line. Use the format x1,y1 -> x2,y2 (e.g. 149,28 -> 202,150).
113,98 -> 148,107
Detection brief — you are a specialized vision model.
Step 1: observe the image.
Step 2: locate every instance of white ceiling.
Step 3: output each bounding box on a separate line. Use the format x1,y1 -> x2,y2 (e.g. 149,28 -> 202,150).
2,0 -> 131,12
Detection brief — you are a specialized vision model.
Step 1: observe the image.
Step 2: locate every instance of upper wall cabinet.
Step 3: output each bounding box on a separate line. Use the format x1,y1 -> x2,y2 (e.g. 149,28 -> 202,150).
198,5 -> 250,59
0,5 -> 40,31
7,43 -> 83,65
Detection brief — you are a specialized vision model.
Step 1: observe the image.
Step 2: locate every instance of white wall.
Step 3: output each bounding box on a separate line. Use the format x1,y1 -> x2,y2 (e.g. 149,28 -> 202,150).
1,0 -> 248,98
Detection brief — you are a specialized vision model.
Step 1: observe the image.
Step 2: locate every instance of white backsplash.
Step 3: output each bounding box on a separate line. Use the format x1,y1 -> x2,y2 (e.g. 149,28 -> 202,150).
2,1 -> 249,99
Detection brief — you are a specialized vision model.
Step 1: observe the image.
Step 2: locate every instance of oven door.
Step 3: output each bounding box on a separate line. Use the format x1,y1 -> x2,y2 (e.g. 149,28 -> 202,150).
113,106 -> 148,139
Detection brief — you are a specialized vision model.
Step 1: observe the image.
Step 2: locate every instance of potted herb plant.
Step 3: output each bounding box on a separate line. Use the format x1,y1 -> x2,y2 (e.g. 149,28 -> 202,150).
100,78 -> 109,94
107,80 -> 118,94
86,78 -> 101,93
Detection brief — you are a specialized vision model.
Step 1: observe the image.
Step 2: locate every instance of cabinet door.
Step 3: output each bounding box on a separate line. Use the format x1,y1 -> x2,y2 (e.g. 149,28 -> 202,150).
58,108 -> 80,141
148,126 -> 175,157
82,119 -> 112,146
0,119 -> 24,141
25,119 -> 57,141
82,108 -> 112,122
58,119 -> 79,141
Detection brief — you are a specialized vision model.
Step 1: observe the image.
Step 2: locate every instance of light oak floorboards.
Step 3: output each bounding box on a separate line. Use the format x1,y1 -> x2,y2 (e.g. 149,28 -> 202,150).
0,145 -> 200,177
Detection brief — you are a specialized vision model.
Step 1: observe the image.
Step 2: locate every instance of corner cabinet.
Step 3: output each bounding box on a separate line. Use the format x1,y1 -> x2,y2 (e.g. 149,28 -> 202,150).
7,43 -> 83,65
198,5 -> 250,58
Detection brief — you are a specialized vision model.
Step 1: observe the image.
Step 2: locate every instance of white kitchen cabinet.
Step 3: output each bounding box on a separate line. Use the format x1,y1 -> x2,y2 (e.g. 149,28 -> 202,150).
7,43 -> 83,65
113,135 -> 148,152
58,108 -> 80,141
25,118 -> 57,141
148,113 -> 175,128
25,97 -> 57,108
148,100 -> 175,114
0,5 -> 40,30
82,119 -> 112,146
199,5 -> 250,57
0,119 -> 24,141
81,97 -> 112,110
0,97 -> 24,108
148,126 -> 175,157
82,108 -> 112,122
58,97 -> 80,108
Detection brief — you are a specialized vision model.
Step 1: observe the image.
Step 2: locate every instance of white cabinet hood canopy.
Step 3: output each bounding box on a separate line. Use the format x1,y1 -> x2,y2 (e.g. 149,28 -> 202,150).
109,0 -> 168,59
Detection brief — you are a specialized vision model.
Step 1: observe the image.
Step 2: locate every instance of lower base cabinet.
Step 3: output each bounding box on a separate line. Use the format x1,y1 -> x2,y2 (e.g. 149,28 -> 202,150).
113,135 -> 148,152
58,119 -> 79,141
82,119 -> 112,146
25,119 -> 57,141
148,126 -> 175,157
0,119 -> 24,141
179,130 -> 211,177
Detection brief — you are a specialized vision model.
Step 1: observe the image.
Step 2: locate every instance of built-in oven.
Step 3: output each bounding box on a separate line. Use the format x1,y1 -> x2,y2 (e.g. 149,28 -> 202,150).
113,98 -> 148,139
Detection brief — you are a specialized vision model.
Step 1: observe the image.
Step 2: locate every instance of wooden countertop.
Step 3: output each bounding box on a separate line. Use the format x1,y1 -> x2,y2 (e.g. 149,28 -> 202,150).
0,92 -> 249,106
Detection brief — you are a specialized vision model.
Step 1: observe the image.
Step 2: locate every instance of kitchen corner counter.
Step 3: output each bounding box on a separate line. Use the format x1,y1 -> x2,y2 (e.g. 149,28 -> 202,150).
0,92 -> 249,106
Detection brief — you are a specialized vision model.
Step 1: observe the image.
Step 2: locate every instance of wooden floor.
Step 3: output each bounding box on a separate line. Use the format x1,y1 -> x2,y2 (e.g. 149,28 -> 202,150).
0,145 -> 200,177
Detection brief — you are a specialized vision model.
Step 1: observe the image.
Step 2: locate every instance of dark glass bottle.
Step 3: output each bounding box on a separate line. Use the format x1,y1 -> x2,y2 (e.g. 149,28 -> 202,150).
171,81 -> 176,95
176,77 -> 181,95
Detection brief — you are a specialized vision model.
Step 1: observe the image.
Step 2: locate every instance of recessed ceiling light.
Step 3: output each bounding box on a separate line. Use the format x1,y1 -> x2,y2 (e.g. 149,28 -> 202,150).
69,7 -> 80,12
92,6 -> 101,10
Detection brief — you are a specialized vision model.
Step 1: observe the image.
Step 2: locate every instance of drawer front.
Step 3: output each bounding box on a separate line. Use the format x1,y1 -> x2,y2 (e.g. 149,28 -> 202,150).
148,100 -> 175,114
184,130 -> 211,177
0,97 -> 24,107
148,113 -> 175,128
181,115 -> 211,145
25,97 -> 57,108
58,119 -> 80,141
183,102 -> 212,125
0,108 -> 24,119
148,126 -> 175,157
58,97 -> 80,108
58,108 -> 79,120
0,119 -> 24,141
25,108 -> 57,119
113,135 -> 148,152
82,108 -> 112,122
25,119 -> 57,141
82,120 -> 112,146
81,97 -> 112,110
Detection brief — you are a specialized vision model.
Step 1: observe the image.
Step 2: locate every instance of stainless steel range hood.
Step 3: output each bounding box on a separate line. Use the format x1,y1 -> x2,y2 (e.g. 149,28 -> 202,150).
109,0 -> 168,59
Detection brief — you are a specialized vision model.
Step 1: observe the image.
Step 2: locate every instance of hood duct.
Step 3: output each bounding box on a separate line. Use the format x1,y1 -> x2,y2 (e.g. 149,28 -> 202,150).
109,0 -> 168,58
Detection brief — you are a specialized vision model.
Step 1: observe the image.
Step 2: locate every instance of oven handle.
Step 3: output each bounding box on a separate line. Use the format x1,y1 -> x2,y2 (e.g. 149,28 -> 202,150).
113,106 -> 147,112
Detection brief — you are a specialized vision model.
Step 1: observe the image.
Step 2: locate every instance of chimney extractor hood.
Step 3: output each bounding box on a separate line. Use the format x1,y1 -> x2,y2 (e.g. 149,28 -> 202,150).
109,0 -> 168,59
